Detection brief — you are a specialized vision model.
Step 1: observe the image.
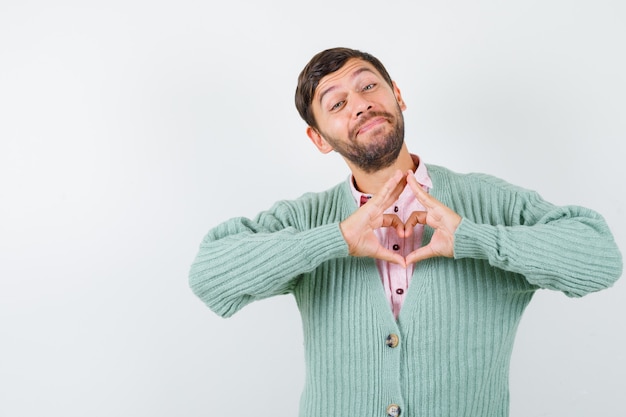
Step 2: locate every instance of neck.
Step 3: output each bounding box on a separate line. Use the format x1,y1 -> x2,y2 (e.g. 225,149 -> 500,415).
350,144 -> 416,194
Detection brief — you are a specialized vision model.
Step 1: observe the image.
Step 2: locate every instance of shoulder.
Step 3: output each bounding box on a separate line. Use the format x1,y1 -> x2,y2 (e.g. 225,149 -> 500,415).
265,180 -> 354,227
275,180 -> 350,208
425,163 -> 547,224
425,163 -> 536,196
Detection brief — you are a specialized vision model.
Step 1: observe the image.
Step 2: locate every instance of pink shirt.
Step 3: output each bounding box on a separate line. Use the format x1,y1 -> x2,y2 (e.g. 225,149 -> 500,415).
350,155 -> 433,319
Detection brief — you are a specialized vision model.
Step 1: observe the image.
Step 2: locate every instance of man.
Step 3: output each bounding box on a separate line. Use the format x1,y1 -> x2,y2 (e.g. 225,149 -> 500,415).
189,47 -> 622,417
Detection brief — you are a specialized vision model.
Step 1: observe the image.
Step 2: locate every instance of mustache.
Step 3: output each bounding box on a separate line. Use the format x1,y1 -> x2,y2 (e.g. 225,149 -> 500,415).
350,111 -> 395,138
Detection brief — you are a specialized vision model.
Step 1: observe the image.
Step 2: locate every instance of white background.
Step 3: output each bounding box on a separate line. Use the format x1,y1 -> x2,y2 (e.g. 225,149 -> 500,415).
1,1 -> 624,416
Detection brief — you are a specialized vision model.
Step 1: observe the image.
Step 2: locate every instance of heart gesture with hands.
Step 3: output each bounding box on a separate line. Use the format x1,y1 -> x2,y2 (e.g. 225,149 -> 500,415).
339,170 -> 462,268
404,171 -> 462,264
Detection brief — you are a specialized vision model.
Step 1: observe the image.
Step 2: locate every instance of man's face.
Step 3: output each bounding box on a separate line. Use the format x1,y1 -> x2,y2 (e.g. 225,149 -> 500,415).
307,58 -> 407,173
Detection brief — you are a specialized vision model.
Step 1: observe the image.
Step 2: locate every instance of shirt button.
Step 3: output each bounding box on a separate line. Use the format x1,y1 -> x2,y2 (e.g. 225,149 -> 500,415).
386,333 -> 399,348
387,404 -> 401,417
392,244 -> 400,251
395,288 -> 404,295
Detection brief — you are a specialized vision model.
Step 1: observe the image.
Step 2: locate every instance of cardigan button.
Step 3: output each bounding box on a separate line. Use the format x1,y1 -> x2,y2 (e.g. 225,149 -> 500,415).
386,333 -> 399,348
386,403 -> 401,417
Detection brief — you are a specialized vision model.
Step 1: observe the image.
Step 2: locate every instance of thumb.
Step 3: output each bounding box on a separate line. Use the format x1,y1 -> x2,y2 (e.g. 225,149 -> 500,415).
376,247 -> 407,268
405,245 -> 436,265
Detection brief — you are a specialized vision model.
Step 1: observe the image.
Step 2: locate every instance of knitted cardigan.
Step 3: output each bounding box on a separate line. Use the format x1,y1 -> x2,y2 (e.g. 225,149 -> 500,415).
189,164 -> 622,417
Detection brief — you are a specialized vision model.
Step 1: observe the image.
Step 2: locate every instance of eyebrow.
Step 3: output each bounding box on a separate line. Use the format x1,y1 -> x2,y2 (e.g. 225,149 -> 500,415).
317,67 -> 377,106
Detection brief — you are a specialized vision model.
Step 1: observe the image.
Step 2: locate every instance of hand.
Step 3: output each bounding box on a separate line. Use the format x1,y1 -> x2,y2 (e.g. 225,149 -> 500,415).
340,170 -> 408,267
404,171 -> 462,264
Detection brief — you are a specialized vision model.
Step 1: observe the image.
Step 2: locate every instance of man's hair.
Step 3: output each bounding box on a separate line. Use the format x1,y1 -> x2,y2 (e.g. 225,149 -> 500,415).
295,47 -> 394,129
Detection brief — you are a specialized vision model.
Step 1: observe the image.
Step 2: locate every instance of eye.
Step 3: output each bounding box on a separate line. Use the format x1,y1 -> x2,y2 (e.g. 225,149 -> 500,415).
363,83 -> 376,91
330,100 -> 344,111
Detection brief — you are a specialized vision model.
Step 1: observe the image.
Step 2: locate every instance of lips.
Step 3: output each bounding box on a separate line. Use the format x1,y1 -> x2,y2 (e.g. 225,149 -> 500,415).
356,116 -> 388,137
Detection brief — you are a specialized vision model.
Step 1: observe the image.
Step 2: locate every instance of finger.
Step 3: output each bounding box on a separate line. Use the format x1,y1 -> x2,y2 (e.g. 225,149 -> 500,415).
374,247 -> 407,268
406,172 -> 436,209
372,170 -> 405,209
403,211 -> 427,237
381,213 -> 405,236
405,245 -> 436,265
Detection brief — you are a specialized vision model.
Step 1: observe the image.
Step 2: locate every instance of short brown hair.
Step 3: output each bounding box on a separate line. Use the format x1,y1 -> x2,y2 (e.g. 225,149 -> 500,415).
295,47 -> 394,129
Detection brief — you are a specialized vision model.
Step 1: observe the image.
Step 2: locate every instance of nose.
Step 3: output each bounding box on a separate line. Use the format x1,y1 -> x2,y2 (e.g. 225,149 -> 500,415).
353,93 -> 373,118
356,104 -> 373,118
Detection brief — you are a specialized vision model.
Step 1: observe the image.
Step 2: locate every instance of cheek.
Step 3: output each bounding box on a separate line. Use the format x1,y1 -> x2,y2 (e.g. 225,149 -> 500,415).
320,116 -> 347,137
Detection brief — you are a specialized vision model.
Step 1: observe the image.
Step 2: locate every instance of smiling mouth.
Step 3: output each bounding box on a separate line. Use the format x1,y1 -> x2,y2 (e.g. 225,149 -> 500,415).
356,116 -> 387,136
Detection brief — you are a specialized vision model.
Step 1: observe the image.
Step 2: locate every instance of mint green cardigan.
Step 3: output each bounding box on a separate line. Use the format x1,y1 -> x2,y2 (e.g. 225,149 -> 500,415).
189,164 -> 622,417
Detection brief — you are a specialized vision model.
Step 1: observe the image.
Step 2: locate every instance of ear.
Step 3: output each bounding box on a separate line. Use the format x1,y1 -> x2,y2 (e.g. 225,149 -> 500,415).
392,81 -> 407,111
306,126 -> 334,154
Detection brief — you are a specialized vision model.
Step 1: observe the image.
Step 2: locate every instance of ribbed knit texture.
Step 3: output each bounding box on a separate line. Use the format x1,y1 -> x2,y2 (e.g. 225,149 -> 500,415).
189,164 -> 622,417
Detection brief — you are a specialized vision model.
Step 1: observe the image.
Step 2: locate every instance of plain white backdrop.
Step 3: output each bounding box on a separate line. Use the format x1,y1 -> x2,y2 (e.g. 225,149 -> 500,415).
1,1 -> 624,416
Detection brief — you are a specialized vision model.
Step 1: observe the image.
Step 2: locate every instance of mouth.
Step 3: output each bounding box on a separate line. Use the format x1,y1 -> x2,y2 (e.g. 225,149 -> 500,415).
356,116 -> 387,137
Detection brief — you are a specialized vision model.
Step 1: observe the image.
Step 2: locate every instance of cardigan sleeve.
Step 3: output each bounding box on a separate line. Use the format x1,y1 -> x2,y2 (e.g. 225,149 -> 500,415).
452,182 -> 623,297
188,201 -> 349,317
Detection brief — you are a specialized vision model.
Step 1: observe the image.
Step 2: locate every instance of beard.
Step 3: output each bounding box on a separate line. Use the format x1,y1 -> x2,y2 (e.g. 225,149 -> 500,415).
320,107 -> 405,174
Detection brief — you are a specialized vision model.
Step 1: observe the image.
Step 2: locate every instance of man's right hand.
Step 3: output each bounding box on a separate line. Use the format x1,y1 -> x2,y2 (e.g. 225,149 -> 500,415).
339,170 -> 407,267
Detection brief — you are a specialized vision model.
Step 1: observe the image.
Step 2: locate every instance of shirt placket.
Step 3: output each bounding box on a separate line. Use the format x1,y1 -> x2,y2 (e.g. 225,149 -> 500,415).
387,203 -> 408,317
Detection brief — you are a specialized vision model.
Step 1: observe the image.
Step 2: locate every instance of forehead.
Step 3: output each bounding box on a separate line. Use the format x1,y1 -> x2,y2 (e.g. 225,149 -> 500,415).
315,58 -> 383,101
